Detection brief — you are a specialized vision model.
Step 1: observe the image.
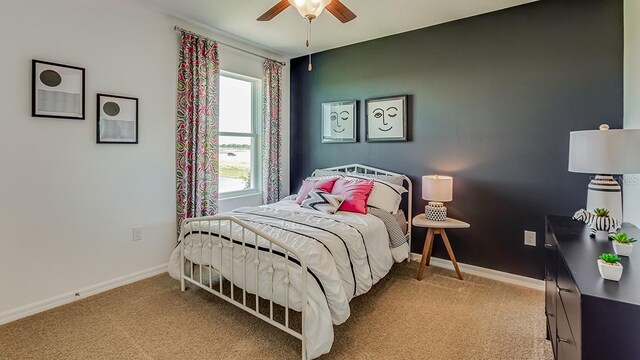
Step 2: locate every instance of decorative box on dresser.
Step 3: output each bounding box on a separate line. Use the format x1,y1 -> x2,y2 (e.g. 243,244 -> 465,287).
545,216 -> 640,360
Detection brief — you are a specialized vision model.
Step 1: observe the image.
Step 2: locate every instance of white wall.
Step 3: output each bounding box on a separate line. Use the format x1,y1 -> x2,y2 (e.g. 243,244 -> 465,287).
624,0 -> 640,225
0,0 -> 289,319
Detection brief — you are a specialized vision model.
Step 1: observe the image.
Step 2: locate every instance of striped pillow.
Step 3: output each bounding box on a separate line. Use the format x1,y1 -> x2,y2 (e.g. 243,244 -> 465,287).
368,207 -> 408,248
301,190 -> 345,214
294,177 -> 339,204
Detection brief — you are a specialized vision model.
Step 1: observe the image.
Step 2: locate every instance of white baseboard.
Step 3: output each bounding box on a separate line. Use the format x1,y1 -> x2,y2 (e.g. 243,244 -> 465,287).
0,257 -> 542,326
0,263 -> 168,326
410,253 -> 544,291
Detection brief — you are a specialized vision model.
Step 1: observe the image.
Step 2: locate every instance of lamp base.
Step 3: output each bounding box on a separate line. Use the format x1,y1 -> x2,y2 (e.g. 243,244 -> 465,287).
425,202 -> 447,221
587,175 -> 622,221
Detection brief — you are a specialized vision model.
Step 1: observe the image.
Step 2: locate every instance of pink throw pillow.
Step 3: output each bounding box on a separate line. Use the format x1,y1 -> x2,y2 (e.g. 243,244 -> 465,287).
295,177 -> 339,204
331,178 -> 374,214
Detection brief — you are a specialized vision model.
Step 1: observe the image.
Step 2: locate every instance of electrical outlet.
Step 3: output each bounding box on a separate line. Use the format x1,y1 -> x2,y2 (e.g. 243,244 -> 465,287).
133,226 -> 143,241
524,230 -> 536,246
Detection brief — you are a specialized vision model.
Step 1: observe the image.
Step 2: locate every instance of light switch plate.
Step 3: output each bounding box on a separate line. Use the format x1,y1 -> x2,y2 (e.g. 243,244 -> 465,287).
524,230 -> 536,246
133,226 -> 143,241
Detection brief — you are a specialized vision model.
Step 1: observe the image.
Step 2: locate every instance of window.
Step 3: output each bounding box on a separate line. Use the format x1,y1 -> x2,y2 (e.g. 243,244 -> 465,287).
219,72 -> 261,198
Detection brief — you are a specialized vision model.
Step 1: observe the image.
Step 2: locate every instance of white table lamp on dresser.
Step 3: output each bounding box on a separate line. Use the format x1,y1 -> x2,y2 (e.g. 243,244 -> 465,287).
569,124 -> 640,221
422,175 -> 453,221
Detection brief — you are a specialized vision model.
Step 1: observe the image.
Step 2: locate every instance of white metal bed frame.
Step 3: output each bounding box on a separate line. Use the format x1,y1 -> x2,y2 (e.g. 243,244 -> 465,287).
178,164 -> 412,360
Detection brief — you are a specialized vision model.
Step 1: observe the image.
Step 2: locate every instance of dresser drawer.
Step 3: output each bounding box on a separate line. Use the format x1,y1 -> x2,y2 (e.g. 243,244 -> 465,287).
546,279 -> 558,355
556,298 -> 579,360
557,258 -> 581,348
544,232 -> 558,355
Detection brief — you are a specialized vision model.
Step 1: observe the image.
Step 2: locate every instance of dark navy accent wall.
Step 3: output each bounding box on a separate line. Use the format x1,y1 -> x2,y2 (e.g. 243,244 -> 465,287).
289,0 -> 623,279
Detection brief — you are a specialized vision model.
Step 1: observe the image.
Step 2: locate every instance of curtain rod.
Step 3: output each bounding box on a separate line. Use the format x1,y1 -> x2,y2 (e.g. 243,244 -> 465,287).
173,26 -> 286,67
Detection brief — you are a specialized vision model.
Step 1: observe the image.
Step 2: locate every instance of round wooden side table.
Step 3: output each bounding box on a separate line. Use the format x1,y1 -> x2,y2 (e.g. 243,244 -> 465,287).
412,214 -> 470,280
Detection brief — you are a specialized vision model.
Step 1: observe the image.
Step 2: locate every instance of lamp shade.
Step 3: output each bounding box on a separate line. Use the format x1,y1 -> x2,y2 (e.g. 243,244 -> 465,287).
422,175 -> 453,202
569,127 -> 640,174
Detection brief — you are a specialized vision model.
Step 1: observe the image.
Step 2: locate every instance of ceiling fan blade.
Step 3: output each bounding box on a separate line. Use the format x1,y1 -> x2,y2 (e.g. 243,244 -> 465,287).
257,0 -> 291,21
326,0 -> 357,23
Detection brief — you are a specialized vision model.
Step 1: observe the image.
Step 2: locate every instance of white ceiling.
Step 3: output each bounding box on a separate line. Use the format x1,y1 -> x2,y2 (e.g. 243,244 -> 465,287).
134,0 -> 536,57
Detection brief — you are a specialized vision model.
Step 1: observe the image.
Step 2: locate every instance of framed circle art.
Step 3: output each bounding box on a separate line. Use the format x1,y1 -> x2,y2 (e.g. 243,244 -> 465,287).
96,94 -> 139,144
32,60 -> 85,120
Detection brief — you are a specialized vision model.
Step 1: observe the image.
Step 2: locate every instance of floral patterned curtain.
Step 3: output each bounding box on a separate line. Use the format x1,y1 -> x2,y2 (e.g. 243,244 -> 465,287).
176,31 -> 220,233
262,60 -> 283,204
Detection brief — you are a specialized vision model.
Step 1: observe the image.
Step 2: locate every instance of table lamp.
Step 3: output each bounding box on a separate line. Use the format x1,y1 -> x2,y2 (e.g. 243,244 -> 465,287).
422,175 -> 453,221
568,124 -> 640,221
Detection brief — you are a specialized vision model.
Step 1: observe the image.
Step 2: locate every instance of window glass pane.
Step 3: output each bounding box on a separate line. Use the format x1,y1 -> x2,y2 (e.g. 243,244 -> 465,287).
219,136 -> 253,193
220,76 -> 252,133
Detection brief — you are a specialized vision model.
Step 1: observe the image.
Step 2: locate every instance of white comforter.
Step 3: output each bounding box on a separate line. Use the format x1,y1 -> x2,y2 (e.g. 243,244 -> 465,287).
168,200 -> 394,359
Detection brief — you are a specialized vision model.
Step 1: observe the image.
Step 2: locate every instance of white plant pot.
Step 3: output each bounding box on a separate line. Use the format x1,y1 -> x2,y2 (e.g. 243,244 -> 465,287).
597,259 -> 623,281
613,242 -> 634,257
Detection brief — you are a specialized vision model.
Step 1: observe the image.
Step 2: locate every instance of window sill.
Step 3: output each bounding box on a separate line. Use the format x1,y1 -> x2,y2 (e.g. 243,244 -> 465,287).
219,192 -> 263,201
219,192 -> 263,213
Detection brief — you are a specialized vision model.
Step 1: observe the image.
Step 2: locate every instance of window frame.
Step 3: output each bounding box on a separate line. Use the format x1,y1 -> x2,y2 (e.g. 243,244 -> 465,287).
218,70 -> 262,199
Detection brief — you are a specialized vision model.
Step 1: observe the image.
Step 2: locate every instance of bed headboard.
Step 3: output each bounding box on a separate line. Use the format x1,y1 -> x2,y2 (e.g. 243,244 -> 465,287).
312,164 -> 412,260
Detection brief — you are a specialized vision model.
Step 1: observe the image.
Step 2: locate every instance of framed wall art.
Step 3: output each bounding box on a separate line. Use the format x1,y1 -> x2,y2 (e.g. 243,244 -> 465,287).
32,60 -> 85,119
97,94 -> 138,144
321,100 -> 357,143
365,95 -> 408,142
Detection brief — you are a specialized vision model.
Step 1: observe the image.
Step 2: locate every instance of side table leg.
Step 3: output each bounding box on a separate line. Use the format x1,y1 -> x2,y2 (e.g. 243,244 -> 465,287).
441,229 -> 463,280
417,228 -> 434,280
426,229 -> 436,266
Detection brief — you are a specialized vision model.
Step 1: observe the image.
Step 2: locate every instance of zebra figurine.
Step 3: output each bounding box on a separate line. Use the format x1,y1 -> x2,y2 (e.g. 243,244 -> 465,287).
572,209 -> 621,237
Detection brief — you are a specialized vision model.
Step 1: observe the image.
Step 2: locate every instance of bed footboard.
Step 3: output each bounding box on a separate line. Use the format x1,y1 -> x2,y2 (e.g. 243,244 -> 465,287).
179,215 -> 309,360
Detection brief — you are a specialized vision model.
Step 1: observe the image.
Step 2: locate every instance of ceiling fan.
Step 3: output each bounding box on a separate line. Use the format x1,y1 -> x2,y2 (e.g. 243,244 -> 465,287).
257,0 -> 356,23
257,0 -> 356,71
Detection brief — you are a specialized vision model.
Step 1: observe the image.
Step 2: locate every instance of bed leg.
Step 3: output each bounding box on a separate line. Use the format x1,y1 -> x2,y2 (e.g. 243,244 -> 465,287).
301,340 -> 307,360
180,225 -> 186,292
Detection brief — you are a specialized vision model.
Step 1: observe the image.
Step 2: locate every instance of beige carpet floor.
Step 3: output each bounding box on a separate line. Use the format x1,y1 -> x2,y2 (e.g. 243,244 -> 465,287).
0,262 -> 552,360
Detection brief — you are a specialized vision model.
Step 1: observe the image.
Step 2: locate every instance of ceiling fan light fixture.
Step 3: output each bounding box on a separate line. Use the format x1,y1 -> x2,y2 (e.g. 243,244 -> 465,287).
289,0 -> 332,20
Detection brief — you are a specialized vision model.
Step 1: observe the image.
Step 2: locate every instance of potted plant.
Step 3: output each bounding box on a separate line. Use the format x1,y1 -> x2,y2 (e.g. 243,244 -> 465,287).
610,232 -> 636,257
597,253 -> 623,281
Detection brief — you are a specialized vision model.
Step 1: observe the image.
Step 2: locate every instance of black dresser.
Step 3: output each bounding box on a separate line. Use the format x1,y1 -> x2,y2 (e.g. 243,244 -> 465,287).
545,216 -> 640,359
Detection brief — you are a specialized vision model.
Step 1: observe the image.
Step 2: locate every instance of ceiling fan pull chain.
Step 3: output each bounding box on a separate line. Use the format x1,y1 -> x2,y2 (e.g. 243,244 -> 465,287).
306,18 -> 310,48
307,18 -> 313,71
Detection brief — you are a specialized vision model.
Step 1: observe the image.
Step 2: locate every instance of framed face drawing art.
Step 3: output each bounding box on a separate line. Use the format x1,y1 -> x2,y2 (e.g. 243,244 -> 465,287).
97,94 -> 138,144
322,100 -> 357,143
365,95 -> 408,142
32,60 -> 85,119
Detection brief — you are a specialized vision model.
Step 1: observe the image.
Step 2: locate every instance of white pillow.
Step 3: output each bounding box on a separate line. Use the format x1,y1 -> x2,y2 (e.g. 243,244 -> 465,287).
312,169 -> 345,178
304,174 -> 343,182
346,174 -> 407,213
301,190 -> 344,214
345,171 -> 404,186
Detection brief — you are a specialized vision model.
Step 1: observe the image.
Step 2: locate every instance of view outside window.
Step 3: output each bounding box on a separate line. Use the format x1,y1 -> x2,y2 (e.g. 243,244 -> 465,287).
219,75 -> 258,194
220,136 -> 252,192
